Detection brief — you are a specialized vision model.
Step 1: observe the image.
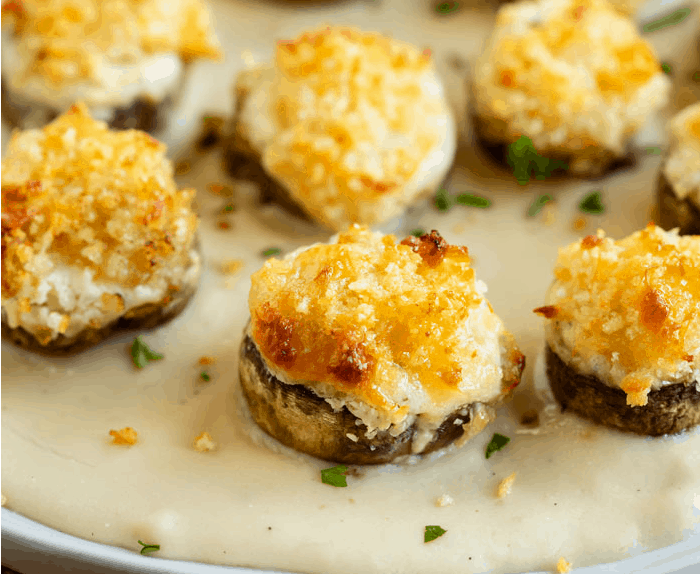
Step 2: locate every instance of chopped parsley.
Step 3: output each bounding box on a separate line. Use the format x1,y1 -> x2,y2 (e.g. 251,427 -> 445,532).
434,187 -> 452,211
455,193 -> 491,208
485,433 -> 510,459
435,1 -> 459,14
435,188 -> 492,211
579,191 -> 605,215
321,465 -> 348,487
507,136 -> 567,185
527,194 -> 552,217
411,228 -> 426,237
693,71 -> 700,82
424,525 -> 447,543
261,247 -> 282,257
642,7 -> 691,33
645,147 -> 662,155
661,62 -> 673,75
200,371 -> 211,382
223,203 -> 235,213
138,540 -> 160,555
130,337 -> 164,369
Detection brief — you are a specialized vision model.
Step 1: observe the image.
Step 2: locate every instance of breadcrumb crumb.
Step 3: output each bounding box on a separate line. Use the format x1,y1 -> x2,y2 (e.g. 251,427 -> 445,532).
497,472 -> 517,499
109,427 -> 138,446
572,216 -> 587,231
435,494 -> 454,507
198,356 -> 216,366
556,556 -> 572,573
220,260 -> 244,275
193,431 -> 216,452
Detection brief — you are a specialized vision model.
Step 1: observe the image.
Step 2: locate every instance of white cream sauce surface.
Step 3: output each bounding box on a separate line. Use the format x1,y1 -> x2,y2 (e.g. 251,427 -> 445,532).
2,1 -> 700,573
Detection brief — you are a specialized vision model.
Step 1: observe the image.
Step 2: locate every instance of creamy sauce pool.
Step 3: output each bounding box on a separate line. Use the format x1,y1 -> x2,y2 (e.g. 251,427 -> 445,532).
3,0 -> 700,572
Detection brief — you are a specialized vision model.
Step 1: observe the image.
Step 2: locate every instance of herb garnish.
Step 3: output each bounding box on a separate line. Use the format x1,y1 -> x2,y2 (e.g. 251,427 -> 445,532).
435,1 -> 459,14
693,71 -> 700,82
507,136 -> 567,185
485,433 -> 510,459
321,465 -> 348,487
130,337 -> 164,369
424,525 -> 447,543
223,203 -> 235,213
411,228 -> 426,237
455,193 -> 491,208
200,371 -> 211,382
262,247 -> 282,257
661,62 -> 673,75
434,187 -> 452,211
642,7 -> 691,33
645,147 -> 662,155
434,188 -> 492,211
138,540 -> 161,555
527,194 -> 552,217
579,191 -> 605,214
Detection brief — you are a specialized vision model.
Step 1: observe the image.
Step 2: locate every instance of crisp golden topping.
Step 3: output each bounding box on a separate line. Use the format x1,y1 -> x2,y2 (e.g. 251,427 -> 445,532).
240,26 -> 453,230
543,225 -> 700,406
2,0 -> 220,85
496,472 -> 517,499
109,427 -> 138,445
663,103 -> 700,203
249,225 -> 524,424
473,0 -> 669,167
1,103 -> 198,299
556,557 -> 572,574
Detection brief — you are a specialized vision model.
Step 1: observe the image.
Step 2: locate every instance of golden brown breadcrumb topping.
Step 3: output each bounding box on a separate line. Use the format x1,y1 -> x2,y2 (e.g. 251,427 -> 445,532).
249,226 -> 524,417
543,224 -> 700,406
2,0 -> 220,85
1,103 -> 198,299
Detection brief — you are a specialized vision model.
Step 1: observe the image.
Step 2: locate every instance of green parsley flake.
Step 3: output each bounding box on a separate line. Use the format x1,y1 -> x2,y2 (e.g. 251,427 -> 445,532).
130,337 -> 164,369
424,525 -> 447,543
507,136 -> 567,185
138,540 -> 161,555
527,194 -> 552,217
434,187 -> 452,211
411,229 -> 426,237
455,193 -> 491,208
223,203 -> 235,213
693,71 -> 700,82
262,247 -> 282,257
642,7 -> 691,33
645,147 -> 662,155
579,191 -> 606,215
200,371 -> 211,382
661,62 -> 673,75
435,1 -> 459,14
321,465 -> 348,487
485,433 -> 510,459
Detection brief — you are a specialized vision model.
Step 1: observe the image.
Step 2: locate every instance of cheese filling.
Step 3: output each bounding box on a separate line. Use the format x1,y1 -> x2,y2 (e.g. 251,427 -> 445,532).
662,102 -> 700,207
235,27 -> 457,231
1,30 -> 184,116
2,249 -> 200,342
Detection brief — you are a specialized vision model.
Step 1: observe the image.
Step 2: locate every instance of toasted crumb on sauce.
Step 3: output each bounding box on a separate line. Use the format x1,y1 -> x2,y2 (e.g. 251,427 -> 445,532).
198,356 -> 216,366
436,494 -> 455,507
497,472 -> 517,499
193,431 -> 216,452
110,427 -> 138,446
556,556 -> 572,573
542,225 -> 700,406
220,260 -> 244,275
572,216 -> 587,231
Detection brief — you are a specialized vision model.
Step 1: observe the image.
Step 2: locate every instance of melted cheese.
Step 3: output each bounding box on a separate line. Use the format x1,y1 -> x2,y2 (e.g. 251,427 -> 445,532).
473,0 -> 670,174
235,27 -> 456,231
1,104 -> 200,343
663,102 -> 700,206
249,226 -> 524,439
542,225 -> 700,405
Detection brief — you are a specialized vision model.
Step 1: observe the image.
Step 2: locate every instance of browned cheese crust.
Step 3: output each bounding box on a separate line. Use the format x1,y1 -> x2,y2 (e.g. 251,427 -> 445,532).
546,345 -> 700,436
239,334 -> 479,464
657,172 -> 700,236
